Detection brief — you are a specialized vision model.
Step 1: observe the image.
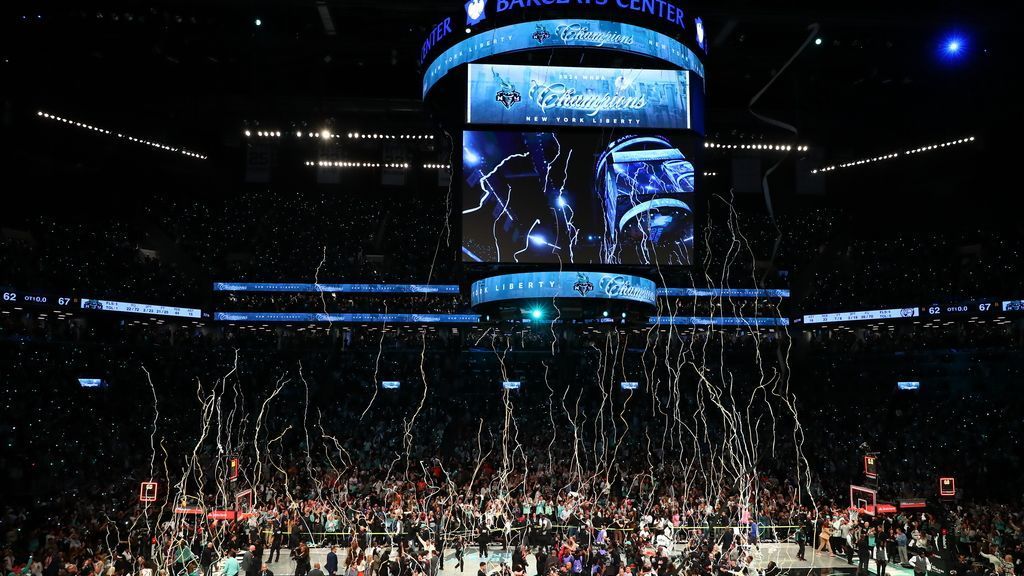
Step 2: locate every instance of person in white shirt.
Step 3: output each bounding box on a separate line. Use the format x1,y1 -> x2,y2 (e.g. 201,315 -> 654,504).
909,552 -> 939,576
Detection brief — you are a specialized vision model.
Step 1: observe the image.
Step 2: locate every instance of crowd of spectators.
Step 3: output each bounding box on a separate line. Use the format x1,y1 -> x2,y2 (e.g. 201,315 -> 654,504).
6,203 -> 1024,323
214,294 -> 467,315
1,189 -> 457,308
3,184 -> 1024,576
1,308 -> 1022,576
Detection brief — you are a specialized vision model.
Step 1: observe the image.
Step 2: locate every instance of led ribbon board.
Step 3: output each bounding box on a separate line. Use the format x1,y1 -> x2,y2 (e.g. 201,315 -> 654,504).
468,64 -> 691,129
214,312 -> 481,323
81,299 -> 201,319
213,282 -> 460,294
658,288 -> 790,298
471,271 -> 657,307
423,19 -> 705,98
802,307 -> 919,325
649,316 -> 789,326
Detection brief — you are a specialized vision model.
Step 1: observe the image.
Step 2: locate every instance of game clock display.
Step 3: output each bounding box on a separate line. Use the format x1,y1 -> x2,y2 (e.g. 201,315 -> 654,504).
2,291 -> 72,307
939,477 -> 956,497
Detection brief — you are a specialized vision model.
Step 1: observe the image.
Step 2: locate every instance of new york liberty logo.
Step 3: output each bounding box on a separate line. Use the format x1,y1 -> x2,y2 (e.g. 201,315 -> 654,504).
532,24 -> 551,44
573,273 -> 594,297
493,69 -> 521,109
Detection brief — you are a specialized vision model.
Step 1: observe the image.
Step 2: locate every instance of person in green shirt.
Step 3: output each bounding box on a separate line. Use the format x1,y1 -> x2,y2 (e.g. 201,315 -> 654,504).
221,550 -> 240,576
176,543 -> 196,567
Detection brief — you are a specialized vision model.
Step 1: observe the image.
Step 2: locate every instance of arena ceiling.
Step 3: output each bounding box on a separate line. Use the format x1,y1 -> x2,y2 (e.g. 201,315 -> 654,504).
0,0 -> 1013,217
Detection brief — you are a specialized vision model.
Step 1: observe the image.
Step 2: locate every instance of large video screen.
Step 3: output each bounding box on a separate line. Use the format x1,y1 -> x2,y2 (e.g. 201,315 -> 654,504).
462,130 -> 695,265
467,64 -> 691,130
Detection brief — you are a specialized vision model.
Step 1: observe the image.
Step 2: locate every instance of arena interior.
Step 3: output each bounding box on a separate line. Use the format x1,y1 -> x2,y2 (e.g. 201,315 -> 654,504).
0,4 -> 1020,576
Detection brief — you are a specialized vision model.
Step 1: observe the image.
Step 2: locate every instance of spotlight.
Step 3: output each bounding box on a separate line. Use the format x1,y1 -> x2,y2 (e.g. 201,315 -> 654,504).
255,18 -> 262,26
530,308 -> 543,320
602,311 -> 609,318
814,37 -> 823,46
320,129 -> 331,140
940,34 -> 967,60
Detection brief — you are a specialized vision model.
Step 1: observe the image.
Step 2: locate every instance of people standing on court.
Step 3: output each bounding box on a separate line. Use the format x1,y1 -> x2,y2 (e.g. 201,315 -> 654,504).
221,549 -> 240,576
292,543 -> 311,576
454,537 -> 465,572
268,520 -> 284,564
897,529 -> 910,564
242,545 -> 258,576
201,543 -> 218,576
477,529 -> 489,560
325,547 -> 338,576
874,534 -> 889,576
795,526 -> 807,561
817,520 -> 834,555
856,529 -> 871,574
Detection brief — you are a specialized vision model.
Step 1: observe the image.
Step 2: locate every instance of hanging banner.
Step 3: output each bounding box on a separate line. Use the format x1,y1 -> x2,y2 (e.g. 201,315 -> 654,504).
423,19 -> 705,97
470,271 -> 657,307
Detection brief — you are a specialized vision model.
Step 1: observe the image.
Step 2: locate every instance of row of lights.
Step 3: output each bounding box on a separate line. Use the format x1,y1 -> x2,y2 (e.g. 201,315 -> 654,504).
39,111 -> 206,159
905,136 -> 976,155
813,136 -> 975,174
305,160 -> 410,169
705,141 -> 810,152
243,130 -> 434,141
306,161 -> 451,169
347,133 -> 435,140
703,171 -> 718,177
247,130 -> 332,139
307,161 -> 382,168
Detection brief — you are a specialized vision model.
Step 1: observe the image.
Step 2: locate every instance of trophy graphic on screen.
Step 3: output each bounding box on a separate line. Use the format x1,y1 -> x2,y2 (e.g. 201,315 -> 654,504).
597,135 -> 695,265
